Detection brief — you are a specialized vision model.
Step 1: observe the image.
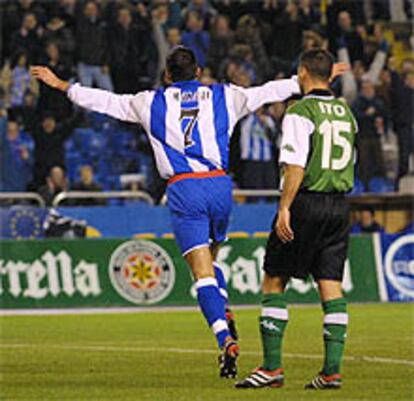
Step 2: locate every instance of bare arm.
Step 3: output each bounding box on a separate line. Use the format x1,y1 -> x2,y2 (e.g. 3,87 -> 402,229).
275,111 -> 315,242
30,66 -> 142,123
276,165 -> 305,243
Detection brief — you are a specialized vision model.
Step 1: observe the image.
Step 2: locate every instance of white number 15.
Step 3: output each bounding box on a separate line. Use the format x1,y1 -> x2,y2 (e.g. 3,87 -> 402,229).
319,119 -> 352,170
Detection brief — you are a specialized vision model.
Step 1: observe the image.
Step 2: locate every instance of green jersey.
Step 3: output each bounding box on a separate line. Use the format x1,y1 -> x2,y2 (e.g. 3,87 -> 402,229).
279,90 -> 358,193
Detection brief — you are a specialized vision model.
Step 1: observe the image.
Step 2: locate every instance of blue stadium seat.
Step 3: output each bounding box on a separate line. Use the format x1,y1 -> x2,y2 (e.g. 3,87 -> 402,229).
73,128 -> 108,158
105,175 -> 121,190
368,177 -> 395,193
65,138 -> 76,153
65,152 -> 84,181
88,111 -> 119,132
350,178 -> 365,195
109,130 -> 135,154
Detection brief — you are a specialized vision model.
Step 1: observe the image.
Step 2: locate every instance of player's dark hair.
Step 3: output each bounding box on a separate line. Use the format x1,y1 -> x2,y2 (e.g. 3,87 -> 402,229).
299,49 -> 334,81
166,46 -> 198,82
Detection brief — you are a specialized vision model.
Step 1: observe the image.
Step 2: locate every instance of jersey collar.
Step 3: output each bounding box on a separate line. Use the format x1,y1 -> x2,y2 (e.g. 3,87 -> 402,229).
303,89 -> 335,100
171,80 -> 201,89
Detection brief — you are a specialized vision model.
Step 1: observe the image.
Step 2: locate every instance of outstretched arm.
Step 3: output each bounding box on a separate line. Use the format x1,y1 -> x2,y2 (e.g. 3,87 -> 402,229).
30,66 -> 142,123
229,62 -> 350,121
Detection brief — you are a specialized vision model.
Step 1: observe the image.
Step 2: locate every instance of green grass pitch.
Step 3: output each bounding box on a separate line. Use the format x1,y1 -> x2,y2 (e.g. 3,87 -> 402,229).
0,303 -> 413,401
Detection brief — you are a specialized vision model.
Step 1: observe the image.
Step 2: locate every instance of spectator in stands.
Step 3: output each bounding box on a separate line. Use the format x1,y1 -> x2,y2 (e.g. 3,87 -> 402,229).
390,61 -> 414,180
266,2 -> 303,68
352,79 -> 388,186
352,207 -> 383,233
338,34 -> 388,104
38,166 -> 68,206
8,90 -> 37,133
185,0 -> 217,29
37,42 -> 73,119
0,51 -> 38,109
10,11 -> 44,64
71,165 -> 105,206
109,7 -> 156,93
143,0 -> 182,33
42,12 -> 75,66
228,44 -> 258,84
207,15 -> 234,79
0,120 -> 33,191
29,113 -> 76,188
199,67 -> 216,85
235,14 -> 271,81
182,11 -> 210,68
153,14 -> 182,84
167,27 -> 182,48
298,0 -> 321,30
333,11 -> 364,63
2,0 -> 46,63
76,0 -> 113,91
54,0 -> 77,30
239,107 -> 277,191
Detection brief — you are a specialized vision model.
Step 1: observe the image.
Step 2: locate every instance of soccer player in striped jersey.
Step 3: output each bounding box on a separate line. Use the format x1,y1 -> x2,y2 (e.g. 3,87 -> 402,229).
236,49 -> 356,390
31,47 -> 346,379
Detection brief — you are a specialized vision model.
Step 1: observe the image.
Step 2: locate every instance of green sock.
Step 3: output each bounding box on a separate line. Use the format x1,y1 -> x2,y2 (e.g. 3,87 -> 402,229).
322,298 -> 348,376
259,293 -> 288,371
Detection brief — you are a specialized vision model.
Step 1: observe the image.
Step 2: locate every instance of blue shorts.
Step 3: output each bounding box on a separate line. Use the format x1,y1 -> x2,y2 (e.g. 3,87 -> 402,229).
167,175 -> 232,255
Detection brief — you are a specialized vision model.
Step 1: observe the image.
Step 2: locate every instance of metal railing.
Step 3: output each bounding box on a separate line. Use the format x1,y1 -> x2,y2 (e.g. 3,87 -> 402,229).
52,191 -> 154,207
0,192 -> 45,207
1,190 -> 412,209
232,189 -> 281,198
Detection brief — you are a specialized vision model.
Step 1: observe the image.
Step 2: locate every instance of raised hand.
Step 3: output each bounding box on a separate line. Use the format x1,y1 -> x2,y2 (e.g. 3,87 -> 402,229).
30,66 -> 70,92
330,62 -> 350,82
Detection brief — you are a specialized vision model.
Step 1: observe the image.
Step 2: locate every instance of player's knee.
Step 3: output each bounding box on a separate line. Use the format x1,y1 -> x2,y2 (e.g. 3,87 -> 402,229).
317,279 -> 343,302
185,246 -> 215,279
262,274 -> 287,294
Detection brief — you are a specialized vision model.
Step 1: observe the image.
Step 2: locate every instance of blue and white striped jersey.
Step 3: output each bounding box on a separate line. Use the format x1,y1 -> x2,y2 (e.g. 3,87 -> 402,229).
68,78 -> 299,179
240,113 -> 276,162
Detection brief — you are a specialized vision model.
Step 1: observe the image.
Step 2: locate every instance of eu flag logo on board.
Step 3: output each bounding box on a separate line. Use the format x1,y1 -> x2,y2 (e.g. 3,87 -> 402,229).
8,208 -> 45,239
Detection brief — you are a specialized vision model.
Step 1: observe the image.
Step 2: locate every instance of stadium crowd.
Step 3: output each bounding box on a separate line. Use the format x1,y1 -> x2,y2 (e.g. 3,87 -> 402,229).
0,0 -> 413,205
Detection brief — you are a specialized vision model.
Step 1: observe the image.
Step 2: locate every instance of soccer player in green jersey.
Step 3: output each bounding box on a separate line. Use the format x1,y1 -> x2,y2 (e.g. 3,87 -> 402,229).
236,49 -> 357,390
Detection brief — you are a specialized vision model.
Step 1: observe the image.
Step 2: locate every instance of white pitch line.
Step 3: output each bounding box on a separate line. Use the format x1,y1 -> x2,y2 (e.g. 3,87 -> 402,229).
0,302 -> 403,317
1,343 -> 413,367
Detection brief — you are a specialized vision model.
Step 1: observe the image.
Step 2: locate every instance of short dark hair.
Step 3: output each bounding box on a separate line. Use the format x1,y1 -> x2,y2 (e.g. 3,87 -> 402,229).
166,46 -> 198,82
299,49 -> 334,81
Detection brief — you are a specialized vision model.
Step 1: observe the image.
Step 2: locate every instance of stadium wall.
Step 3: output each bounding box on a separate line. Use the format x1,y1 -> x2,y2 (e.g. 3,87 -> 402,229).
0,234 -> 412,309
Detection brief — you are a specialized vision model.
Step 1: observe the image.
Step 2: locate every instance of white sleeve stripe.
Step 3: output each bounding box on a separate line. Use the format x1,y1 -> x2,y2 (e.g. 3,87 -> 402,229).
224,85 -> 237,137
197,87 -> 222,167
165,88 -> 185,152
139,91 -> 175,179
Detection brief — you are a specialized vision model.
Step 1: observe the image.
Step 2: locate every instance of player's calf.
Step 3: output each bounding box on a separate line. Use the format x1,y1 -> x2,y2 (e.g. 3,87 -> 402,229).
214,262 -> 239,340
